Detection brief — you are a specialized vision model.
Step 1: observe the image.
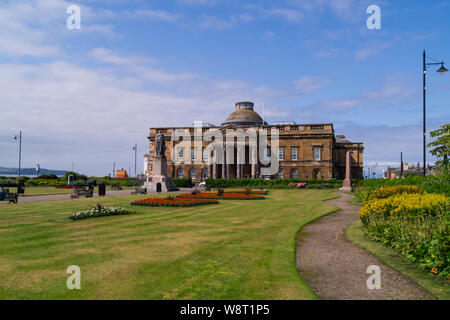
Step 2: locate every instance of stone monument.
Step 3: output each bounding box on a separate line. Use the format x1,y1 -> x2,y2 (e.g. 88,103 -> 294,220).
143,131 -> 177,192
340,150 -> 352,191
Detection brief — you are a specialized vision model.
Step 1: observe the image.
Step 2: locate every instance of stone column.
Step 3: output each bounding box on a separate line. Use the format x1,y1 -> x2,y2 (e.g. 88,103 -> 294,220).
340,150 -> 352,191
208,164 -> 212,178
227,164 -> 232,179
213,163 -> 218,179
222,148 -> 226,179
236,164 -> 241,179
251,164 -> 256,178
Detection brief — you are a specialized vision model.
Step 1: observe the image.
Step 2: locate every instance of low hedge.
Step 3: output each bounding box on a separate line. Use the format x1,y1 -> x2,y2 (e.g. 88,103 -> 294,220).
172,178 -> 192,188
205,178 -> 342,189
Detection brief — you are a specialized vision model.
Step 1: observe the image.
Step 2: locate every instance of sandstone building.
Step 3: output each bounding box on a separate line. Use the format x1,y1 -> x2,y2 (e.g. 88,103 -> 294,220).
147,102 -> 363,181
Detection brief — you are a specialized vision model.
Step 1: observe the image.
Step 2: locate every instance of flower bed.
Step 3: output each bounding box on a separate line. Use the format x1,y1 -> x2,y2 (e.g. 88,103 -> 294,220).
359,191 -> 449,277
229,189 -> 269,195
69,206 -> 133,220
131,197 -> 219,207
368,185 -> 424,200
359,193 -> 449,220
177,192 -> 266,200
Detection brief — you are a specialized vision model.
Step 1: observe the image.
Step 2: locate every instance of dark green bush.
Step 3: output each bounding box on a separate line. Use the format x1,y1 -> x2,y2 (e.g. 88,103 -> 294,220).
205,178 -> 342,189
173,178 -> 192,188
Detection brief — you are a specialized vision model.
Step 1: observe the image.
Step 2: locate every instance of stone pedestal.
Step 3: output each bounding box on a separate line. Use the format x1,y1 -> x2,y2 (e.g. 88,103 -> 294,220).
340,150 -> 352,191
143,156 -> 177,192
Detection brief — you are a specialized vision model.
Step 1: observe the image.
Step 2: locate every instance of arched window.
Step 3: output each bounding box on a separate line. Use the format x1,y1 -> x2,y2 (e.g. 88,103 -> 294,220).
277,169 -> 284,179
290,169 -> 298,179
177,168 -> 184,178
201,168 -> 208,180
189,168 -> 196,179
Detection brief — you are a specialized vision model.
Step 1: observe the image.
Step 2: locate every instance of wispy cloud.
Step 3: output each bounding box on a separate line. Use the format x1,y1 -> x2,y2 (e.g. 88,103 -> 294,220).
124,9 -> 181,22
293,76 -> 332,94
266,8 -> 304,22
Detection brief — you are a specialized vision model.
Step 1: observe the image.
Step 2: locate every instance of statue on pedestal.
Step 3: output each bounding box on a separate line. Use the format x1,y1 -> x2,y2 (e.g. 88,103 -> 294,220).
143,131 -> 177,193
155,131 -> 166,157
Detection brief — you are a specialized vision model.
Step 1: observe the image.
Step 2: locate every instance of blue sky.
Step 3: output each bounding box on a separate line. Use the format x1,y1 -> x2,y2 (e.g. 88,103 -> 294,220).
0,0 -> 449,176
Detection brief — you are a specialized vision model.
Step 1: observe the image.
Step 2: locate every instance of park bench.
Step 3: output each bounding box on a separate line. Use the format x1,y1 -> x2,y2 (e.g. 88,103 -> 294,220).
111,184 -> 123,191
71,188 -> 93,199
0,188 -> 18,204
131,188 -> 147,195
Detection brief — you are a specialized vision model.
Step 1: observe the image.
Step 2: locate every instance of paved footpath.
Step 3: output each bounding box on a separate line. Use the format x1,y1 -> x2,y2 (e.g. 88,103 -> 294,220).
0,188 -> 195,205
296,191 -> 433,300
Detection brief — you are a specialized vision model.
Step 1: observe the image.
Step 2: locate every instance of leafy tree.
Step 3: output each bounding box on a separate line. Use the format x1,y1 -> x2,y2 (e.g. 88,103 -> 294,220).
428,123 -> 449,174
63,171 -> 88,181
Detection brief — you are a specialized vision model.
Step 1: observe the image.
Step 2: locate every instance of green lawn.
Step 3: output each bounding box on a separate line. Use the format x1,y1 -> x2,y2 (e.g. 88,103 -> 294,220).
0,190 -> 338,300
345,220 -> 450,300
20,186 -> 135,196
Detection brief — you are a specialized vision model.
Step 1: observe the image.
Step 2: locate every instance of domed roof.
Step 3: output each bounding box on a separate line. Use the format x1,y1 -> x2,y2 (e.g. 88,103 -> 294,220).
221,102 -> 265,126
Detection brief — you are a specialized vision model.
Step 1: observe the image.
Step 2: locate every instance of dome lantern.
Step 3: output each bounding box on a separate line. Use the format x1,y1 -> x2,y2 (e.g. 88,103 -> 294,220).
221,101 -> 266,127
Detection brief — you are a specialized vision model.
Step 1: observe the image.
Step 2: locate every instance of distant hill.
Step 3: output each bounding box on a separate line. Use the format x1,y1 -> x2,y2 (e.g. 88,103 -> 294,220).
0,167 -> 67,176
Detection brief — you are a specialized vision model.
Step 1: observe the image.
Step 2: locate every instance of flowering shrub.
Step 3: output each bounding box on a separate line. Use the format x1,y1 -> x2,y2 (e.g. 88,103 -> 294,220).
359,192 -> 449,277
69,205 -> 133,220
359,193 -> 449,220
176,192 -> 265,200
368,185 -> 424,200
131,197 -> 219,207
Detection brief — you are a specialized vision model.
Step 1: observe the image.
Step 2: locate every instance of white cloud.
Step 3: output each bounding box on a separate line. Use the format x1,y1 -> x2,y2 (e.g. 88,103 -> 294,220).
125,9 -> 181,22
90,48 -> 158,66
354,42 -> 391,61
197,15 -> 234,30
267,8 -> 304,22
293,76 -> 332,94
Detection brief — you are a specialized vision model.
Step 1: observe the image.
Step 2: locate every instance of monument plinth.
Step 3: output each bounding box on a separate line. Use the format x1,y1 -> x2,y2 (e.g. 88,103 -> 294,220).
143,131 -> 177,193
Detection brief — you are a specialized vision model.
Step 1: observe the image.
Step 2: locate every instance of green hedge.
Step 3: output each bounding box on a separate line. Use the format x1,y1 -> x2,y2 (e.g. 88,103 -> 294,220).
205,178 -> 342,189
172,178 -> 192,188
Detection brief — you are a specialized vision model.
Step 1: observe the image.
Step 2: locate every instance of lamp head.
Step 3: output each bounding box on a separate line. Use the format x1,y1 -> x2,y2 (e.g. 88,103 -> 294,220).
437,62 -> 448,73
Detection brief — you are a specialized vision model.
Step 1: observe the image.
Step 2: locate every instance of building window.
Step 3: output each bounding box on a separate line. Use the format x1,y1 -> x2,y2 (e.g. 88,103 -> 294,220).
290,169 -> 298,179
278,147 -> 284,160
191,148 -> 196,162
201,168 -> 208,180
277,169 -> 284,179
263,148 -> 271,161
203,148 -> 209,162
177,168 -> 184,178
189,168 -> 196,179
177,147 -> 184,161
313,147 -> 321,161
291,147 -> 298,161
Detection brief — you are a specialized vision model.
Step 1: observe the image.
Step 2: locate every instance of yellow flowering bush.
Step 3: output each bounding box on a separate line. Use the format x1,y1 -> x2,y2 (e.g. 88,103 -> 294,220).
368,185 -> 424,200
359,191 -> 449,277
359,193 -> 449,220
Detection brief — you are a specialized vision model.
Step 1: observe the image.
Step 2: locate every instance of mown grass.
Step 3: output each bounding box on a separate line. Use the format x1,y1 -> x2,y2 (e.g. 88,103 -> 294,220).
18,186 -> 135,196
0,189 -> 338,299
345,220 -> 449,300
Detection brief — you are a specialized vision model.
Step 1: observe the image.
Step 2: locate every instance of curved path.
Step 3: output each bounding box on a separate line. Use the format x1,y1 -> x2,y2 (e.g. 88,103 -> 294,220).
296,191 -> 433,300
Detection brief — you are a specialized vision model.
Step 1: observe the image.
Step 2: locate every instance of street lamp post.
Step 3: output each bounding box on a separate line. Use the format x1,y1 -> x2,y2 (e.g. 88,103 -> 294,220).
133,144 -> 137,177
13,131 -> 22,178
423,50 -> 448,176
